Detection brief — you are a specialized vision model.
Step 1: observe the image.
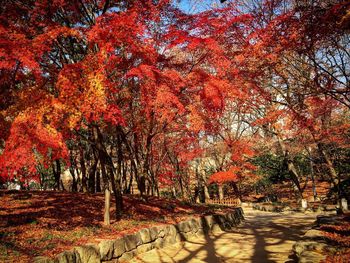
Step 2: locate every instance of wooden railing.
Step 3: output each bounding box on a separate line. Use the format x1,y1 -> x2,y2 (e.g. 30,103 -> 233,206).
207,198 -> 241,206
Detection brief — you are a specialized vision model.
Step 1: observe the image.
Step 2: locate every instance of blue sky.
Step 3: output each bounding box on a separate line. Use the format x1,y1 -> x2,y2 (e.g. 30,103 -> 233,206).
174,0 -> 229,14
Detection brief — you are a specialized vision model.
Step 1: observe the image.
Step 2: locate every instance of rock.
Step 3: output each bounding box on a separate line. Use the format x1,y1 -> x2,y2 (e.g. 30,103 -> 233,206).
317,206 -> 325,212
136,243 -> 154,254
74,245 -> 100,263
98,240 -> 114,261
176,220 -> 192,233
163,232 -> 177,245
229,213 -> 239,225
154,237 -> 164,248
33,257 -> 56,263
316,215 -> 342,226
211,224 -> 223,233
203,215 -> 214,228
303,230 -> 325,241
341,198 -> 348,211
157,227 -> 165,238
175,232 -> 183,242
190,218 -> 200,232
212,214 -> 224,223
284,206 -> 292,211
149,226 -> 165,240
165,225 -> 177,238
113,238 -> 126,258
56,250 -> 76,263
293,241 -> 328,257
149,226 -> 159,241
118,250 -> 135,262
196,229 -> 205,237
139,228 -> 152,243
124,233 -> 142,251
299,250 -> 326,263
324,205 -> 335,211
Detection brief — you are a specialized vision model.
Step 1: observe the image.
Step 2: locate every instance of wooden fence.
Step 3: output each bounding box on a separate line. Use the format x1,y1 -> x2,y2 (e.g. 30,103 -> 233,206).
207,198 -> 241,206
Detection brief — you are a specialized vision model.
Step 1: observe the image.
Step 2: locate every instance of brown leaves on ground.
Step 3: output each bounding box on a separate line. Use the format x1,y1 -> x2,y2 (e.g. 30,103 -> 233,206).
320,213 -> 350,263
0,190 -> 232,262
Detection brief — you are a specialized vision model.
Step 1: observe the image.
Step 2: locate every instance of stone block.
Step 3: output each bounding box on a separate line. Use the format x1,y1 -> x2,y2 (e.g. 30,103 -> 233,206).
139,228 -> 152,243
293,241 -> 328,257
175,232 -> 184,242
176,221 -> 192,233
154,237 -> 165,249
158,227 -> 165,238
190,218 -> 201,232
303,230 -> 325,240
149,226 -> 159,241
118,250 -> 135,262
74,244 -> 100,263
136,243 -> 154,254
149,226 -> 165,240
163,233 -> 177,245
56,250 -> 76,263
33,257 -> 56,263
211,224 -> 223,233
113,238 -> 126,258
124,233 -> 142,251
99,240 -> 114,261
196,229 -> 205,237
341,198 -> 348,211
299,251 -> 326,263
165,225 -> 177,238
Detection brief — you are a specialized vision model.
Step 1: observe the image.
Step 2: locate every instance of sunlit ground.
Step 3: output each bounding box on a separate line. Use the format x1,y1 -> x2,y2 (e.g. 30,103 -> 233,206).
130,208 -> 322,263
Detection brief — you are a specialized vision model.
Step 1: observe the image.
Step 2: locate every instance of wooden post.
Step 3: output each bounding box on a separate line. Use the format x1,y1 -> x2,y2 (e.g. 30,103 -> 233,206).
104,188 -> 111,226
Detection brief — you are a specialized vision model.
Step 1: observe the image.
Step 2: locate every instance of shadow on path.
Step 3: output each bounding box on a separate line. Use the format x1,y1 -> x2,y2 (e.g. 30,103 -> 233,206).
131,209 -> 319,263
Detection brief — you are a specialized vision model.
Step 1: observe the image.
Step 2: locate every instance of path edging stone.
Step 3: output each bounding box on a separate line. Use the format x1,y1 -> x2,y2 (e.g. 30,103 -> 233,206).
292,215 -> 340,263
251,203 -> 336,213
34,207 -> 244,263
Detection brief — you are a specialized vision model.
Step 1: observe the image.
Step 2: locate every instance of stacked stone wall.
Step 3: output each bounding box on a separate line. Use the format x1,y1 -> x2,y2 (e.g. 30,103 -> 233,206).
34,208 -> 244,263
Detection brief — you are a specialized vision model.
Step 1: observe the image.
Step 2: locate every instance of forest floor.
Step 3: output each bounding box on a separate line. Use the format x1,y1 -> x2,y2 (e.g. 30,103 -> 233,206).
0,190 -> 235,262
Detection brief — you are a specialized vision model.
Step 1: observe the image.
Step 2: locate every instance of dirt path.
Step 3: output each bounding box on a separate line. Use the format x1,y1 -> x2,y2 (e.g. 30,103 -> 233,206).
130,208 -> 319,263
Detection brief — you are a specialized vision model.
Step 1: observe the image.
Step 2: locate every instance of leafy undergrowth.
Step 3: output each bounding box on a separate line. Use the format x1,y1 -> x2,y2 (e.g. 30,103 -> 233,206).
0,190 -> 233,262
243,181 -> 333,204
320,213 -> 350,263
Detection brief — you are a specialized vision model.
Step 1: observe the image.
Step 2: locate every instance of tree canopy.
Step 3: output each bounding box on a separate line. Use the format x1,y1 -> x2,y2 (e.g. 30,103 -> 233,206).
0,0 -> 349,220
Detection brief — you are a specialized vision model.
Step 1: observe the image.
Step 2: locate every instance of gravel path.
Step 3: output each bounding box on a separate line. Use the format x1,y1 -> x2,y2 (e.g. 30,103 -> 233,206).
129,208 -> 319,263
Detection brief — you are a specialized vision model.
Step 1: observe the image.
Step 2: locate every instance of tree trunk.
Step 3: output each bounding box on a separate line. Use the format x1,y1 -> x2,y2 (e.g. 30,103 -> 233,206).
125,164 -> 134,194
95,170 -> 101,193
218,184 -> 224,200
108,163 -> 123,219
317,142 -> 343,210
52,160 -> 61,191
100,160 -> 111,226
231,182 -> 242,201
203,185 -> 210,201
179,176 -> 185,199
198,171 -> 210,202
80,148 -> 88,193
317,143 -> 339,186
308,147 -> 318,201
94,126 -> 123,220
276,134 -> 303,199
88,155 -> 98,193
69,154 -> 78,192
70,168 -> 78,192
